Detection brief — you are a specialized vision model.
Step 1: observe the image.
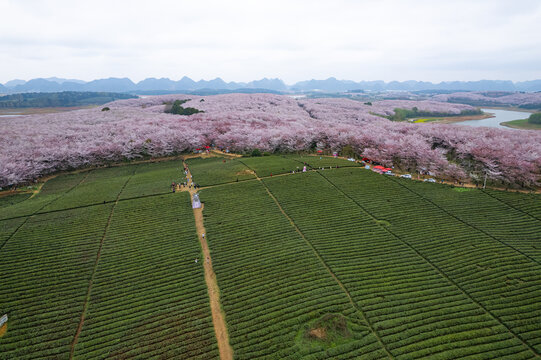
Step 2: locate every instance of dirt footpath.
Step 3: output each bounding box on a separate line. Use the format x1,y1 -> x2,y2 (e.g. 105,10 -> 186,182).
183,162 -> 233,360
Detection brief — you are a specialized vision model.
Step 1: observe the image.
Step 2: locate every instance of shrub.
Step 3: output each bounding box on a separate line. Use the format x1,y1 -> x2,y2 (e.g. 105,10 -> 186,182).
251,149 -> 262,157
169,99 -> 203,115
527,112 -> 541,124
341,145 -> 355,158
101,107 -> 110,111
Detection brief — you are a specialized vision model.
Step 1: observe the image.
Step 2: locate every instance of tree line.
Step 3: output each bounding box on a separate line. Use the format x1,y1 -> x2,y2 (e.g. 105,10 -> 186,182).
0,91 -> 135,108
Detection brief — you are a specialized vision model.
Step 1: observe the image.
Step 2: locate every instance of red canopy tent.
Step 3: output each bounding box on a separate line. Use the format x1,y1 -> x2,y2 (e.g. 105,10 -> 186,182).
373,165 -> 392,173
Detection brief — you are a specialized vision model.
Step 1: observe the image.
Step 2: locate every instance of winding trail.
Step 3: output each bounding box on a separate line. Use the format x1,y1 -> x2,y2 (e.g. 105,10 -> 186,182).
182,161 -> 233,360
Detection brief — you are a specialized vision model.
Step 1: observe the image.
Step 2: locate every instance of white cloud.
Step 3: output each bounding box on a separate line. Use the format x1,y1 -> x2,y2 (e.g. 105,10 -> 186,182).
0,0 -> 540,83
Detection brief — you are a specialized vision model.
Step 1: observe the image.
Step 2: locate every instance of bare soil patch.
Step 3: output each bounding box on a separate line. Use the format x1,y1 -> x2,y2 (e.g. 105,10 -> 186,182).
236,169 -> 255,176
308,327 -> 326,340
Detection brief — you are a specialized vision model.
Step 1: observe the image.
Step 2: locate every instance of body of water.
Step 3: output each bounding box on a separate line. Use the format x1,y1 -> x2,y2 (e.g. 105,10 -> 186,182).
458,108 -> 529,129
0,114 -> 23,117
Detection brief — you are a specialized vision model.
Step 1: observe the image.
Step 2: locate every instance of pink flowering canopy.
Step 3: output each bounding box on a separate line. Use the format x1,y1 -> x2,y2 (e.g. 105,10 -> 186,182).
431,92 -> 541,107
0,93 -> 539,187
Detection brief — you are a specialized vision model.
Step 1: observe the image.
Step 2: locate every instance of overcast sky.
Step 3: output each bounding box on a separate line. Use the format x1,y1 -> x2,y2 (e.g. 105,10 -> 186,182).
1,0 -> 540,84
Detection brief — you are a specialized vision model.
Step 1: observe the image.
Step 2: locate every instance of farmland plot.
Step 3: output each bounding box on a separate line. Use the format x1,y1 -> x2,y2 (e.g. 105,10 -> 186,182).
0,218 -> 26,249
73,193 -> 218,359
186,157 -> 255,186
120,160 -> 183,199
0,205 -> 113,359
0,172 -> 88,220
0,160 -> 181,221
483,189 -> 541,221
322,169 -> 541,356
394,179 -> 541,262
240,156 -> 303,177
1,154 -> 540,359
0,193 -> 31,209
201,181 -> 389,359
289,155 -> 362,169
39,166 -> 137,212
263,172 -> 537,359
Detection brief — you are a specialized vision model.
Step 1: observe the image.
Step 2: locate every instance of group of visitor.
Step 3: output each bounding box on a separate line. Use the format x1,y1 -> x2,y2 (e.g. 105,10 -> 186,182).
171,164 -> 203,192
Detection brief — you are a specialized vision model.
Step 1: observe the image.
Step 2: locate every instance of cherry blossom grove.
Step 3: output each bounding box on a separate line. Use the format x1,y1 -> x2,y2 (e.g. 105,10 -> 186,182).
1,94 -> 540,188
431,91 -> 541,107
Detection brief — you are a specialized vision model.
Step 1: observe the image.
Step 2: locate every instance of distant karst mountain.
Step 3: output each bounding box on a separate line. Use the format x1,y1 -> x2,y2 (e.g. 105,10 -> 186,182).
4,79 -> 26,87
44,77 -> 87,84
1,76 -> 540,94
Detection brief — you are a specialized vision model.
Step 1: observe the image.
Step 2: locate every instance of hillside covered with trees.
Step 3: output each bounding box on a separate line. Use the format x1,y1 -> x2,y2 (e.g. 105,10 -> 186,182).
0,94 -> 539,188
0,91 -> 136,108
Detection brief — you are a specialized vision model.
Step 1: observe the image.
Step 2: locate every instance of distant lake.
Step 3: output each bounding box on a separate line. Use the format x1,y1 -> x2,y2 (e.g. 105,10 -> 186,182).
458,108 -> 529,129
0,114 -> 23,117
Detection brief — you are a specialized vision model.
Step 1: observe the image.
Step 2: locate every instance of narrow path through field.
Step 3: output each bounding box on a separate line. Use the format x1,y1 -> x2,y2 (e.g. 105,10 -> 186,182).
240,160 -> 394,359
183,161 -> 233,360
69,168 -> 137,359
211,149 -> 242,158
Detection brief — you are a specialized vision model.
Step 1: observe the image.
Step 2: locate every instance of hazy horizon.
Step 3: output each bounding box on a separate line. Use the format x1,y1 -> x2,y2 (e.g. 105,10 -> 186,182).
1,0 -> 540,84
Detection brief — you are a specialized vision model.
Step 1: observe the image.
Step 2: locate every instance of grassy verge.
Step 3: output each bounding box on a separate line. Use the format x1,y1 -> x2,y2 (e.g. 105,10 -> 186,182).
501,118 -> 541,130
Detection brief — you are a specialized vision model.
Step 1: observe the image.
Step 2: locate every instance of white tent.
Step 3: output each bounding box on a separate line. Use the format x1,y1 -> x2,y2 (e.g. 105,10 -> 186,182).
192,193 -> 202,209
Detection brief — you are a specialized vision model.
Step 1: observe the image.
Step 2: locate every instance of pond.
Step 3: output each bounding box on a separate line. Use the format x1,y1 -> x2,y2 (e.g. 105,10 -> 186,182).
458,108 -> 529,129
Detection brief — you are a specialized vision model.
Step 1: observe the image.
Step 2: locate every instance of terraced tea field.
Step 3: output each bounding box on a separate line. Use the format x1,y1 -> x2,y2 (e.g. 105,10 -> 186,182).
0,155 -> 540,359
0,160 -> 218,359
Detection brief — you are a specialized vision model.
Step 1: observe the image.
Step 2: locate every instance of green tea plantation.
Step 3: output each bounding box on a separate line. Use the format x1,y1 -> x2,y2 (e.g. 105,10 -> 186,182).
0,155 -> 540,359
